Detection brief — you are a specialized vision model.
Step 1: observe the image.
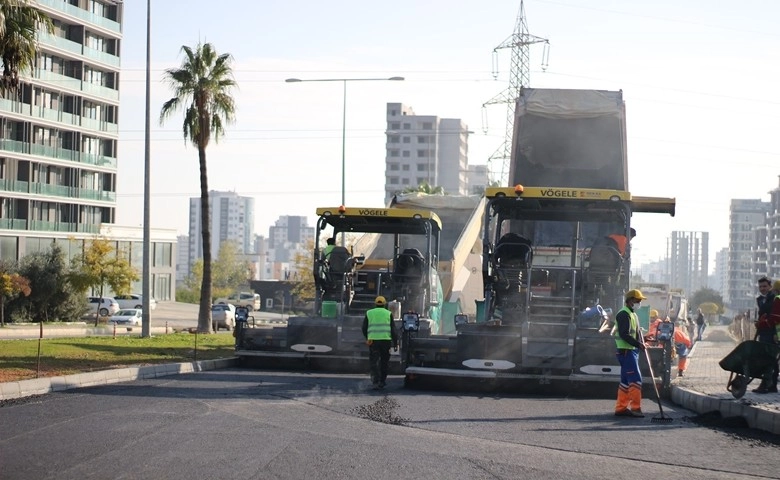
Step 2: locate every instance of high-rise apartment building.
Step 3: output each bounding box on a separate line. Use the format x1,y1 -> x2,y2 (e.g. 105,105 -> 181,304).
667,231 -> 708,297
0,1 -> 122,260
188,191 -> 255,267
728,199 -> 769,313
268,215 -> 314,263
384,103 -> 470,204
767,176 -> 780,280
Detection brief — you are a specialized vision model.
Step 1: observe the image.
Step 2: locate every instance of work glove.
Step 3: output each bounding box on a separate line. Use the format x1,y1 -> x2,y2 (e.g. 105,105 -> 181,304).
393,345 -> 398,352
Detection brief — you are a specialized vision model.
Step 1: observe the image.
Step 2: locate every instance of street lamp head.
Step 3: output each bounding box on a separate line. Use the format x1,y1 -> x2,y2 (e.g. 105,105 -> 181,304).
285,78 -> 302,83
388,76 -> 405,81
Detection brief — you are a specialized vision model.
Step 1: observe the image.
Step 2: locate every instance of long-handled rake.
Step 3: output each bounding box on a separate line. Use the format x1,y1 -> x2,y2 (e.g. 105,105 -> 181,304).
641,334 -> 673,423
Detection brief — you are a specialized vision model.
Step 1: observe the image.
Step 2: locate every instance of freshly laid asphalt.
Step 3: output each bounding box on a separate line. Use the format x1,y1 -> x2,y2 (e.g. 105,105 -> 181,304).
2,324 -> 778,435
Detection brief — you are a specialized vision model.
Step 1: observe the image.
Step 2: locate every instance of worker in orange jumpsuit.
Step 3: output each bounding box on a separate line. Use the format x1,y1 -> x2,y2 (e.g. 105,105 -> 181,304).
645,309 -> 663,345
606,227 -> 637,256
673,320 -> 693,377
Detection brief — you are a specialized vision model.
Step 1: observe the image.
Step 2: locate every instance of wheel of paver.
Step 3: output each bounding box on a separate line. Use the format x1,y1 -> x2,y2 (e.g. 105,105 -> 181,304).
99,308 -> 108,316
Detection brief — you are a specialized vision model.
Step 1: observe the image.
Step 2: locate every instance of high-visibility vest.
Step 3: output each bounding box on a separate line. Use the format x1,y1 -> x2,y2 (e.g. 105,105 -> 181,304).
366,307 -> 392,341
614,306 -> 638,350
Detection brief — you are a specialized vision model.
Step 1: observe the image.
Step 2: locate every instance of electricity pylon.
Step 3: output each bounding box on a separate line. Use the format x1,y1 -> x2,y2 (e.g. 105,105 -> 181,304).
483,1 -> 549,186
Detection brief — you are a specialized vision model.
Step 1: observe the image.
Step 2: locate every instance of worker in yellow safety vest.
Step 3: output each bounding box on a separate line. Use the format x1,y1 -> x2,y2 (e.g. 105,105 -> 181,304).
614,289 -> 647,418
362,296 -> 399,389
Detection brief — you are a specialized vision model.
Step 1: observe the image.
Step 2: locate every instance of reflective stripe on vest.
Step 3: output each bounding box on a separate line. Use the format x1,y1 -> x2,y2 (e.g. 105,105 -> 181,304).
614,305 -> 638,350
367,307 -> 392,341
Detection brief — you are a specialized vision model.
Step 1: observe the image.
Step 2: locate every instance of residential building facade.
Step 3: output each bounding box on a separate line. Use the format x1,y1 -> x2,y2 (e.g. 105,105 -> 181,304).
728,199 -> 769,314
0,0 -> 122,260
384,103 -> 470,204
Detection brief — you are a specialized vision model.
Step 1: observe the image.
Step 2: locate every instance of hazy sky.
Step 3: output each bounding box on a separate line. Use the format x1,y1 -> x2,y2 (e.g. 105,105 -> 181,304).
115,0 -> 780,268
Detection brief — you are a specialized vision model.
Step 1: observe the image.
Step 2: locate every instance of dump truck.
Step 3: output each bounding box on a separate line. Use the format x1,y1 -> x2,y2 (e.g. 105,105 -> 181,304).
402,88 -> 677,395
235,206 -> 442,371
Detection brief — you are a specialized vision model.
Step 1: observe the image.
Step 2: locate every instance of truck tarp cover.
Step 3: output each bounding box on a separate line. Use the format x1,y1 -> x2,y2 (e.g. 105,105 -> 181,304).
510,88 -> 628,191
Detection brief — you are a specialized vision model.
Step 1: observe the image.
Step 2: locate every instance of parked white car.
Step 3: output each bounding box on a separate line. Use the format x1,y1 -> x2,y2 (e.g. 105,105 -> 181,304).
88,296 -> 120,316
211,304 -> 235,331
108,309 -> 143,326
114,294 -> 157,310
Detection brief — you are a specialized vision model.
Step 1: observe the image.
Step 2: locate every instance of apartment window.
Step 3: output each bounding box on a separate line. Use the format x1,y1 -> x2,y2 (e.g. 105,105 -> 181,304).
389,108 -> 398,116
402,178 -> 410,185
417,164 -> 428,172
418,136 -> 429,143
402,164 -> 410,171
389,150 -> 399,158
388,176 -> 399,185
402,136 -> 410,144
388,163 -> 400,171
403,123 -> 411,130
388,136 -> 400,144
417,150 -> 426,158
402,151 -> 410,158
416,177 -> 426,185
389,122 -> 400,130
422,122 -> 433,130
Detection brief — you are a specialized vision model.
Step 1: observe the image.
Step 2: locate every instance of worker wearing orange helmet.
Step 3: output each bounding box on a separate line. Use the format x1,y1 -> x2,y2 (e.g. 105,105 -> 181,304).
362,296 -> 398,389
614,289 -> 647,418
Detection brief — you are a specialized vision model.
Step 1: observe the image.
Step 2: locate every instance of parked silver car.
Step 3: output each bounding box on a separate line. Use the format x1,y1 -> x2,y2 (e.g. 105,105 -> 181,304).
114,294 -> 157,310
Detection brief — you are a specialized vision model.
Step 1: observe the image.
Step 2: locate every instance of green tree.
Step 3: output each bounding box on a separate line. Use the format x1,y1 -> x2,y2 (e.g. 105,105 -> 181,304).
16,244 -> 87,323
402,181 -> 445,195
160,41 -> 237,333
0,261 -> 30,327
690,288 -> 724,314
0,0 -> 53,93
68,237 -> 139,326
291,240 -> 316,302
211,241 -> 251,300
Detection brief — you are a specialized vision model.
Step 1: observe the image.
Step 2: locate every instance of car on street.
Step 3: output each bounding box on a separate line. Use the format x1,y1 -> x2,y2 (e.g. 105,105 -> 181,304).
211,304 -> 235,331
88,296 -> 120,316
114,294 -> 157,310
107,309 -> 143,326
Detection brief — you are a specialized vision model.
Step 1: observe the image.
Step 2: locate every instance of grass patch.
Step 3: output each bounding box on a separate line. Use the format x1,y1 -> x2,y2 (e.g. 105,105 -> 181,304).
0,334 -> 236,383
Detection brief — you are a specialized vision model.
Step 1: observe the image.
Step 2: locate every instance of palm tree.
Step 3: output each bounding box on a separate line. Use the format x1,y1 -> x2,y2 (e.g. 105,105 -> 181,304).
160,42 -> 237,333
0,0 -> 52,93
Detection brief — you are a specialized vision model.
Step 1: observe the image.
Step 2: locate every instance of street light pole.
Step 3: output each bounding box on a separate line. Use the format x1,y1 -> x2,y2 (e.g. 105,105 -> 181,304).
141,0 -> 152,337
286,76 -> 404,239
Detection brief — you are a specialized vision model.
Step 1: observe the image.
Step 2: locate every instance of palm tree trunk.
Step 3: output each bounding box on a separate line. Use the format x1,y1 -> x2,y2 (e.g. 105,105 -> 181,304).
197,145 -> 213,333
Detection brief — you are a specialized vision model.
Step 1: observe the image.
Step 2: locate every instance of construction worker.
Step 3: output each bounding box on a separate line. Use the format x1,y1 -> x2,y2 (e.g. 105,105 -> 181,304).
614,289 -> 646,418
674,320 -> 692,377
606,227 -> 636,256
362,296 -> 398,389
322,237 -> 336,260
646,309 -> 663,345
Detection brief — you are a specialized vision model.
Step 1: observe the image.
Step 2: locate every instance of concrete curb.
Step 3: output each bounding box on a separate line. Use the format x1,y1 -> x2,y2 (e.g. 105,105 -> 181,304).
0,357 -> 239,401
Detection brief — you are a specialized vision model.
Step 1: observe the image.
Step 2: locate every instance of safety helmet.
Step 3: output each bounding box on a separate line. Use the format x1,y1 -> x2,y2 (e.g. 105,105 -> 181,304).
625,289 -> 647,301
774,280 -> 780,291
649,309 -> 659,318
375,296 -> 387,306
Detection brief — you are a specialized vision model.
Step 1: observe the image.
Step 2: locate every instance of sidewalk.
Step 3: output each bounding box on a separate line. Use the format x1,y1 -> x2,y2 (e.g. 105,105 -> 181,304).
670,325 -> 780,435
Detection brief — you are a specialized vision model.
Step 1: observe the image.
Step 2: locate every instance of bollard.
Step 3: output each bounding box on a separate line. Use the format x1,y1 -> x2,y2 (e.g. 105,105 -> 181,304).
165,320 -> 169,334
113,323 -> 117,339
36,322 -> 43,378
